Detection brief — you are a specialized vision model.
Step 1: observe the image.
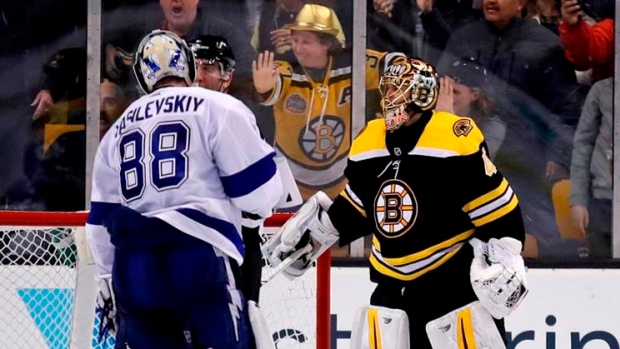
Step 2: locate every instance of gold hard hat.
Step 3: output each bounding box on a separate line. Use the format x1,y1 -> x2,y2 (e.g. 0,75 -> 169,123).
284,4 -> 340,37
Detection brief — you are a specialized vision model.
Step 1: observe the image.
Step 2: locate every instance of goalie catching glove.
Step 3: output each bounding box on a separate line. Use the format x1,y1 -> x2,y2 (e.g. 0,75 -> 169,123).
469,237 -> 528,319
262,191 -> 339,279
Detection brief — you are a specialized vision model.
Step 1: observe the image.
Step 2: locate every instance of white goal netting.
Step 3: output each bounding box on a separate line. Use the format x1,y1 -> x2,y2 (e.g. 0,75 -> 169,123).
260,225 -> 331,349
0,212 -> 329,349
0,226 -> 79,349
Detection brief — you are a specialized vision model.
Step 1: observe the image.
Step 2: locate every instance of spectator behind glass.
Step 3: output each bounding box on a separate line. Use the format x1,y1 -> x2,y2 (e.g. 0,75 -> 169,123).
437,59 -> 506,159
367,0 -> 418,56
525,0 -> 562,35
28,80 -> 126,212
369,0 -> 482,65
439,0 -> 584,256
32,48 -> 87,123
103,0 -> 255,100
0,0 -> 87,209
559,0 -> 614,84
252,4 -> 405,200
251,0 -> 347,62
570,78 -> 612,259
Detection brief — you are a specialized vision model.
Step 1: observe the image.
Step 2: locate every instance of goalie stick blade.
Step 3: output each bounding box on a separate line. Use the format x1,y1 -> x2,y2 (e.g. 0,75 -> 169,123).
261,244 -> 313,283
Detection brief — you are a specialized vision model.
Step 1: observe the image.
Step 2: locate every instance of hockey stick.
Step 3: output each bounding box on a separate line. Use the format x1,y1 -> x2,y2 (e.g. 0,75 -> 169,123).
261,243 -> 313,283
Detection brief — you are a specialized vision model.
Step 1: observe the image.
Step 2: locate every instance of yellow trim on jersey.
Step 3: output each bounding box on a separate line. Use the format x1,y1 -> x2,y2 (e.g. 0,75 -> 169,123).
372,229 -> 474,266
462,179 -> 510,213
415,112 -> 485,157
340,190 -> 367,218
471,193 -> 519,227
44,124 -> 85,153
457,307 -> 477,349
370,246 -> 462,281
367,308 -> 383,349
349,119 -> 388,160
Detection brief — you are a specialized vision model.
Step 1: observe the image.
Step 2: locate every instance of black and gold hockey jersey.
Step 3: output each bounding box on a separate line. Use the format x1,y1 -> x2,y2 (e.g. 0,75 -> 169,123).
328,111 -> 525,285
261,50 -> 404,200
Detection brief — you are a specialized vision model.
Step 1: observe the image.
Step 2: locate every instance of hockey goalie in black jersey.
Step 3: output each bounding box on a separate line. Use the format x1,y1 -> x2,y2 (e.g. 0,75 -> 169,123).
263,57 -> 528,349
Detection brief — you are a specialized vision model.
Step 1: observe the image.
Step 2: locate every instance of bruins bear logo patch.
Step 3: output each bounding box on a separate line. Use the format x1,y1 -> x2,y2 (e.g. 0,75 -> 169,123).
374,179 -> 418,238
453,119 -> 473,137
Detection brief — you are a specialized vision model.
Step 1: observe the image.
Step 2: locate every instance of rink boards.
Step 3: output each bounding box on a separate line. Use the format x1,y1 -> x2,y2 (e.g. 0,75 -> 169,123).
0,266 -> 618,349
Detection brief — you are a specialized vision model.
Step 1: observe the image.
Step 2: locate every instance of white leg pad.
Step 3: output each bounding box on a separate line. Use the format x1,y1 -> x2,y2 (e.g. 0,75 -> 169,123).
426,301 -> 506,349
248,300 -> 276,349
350,305 -> 410,349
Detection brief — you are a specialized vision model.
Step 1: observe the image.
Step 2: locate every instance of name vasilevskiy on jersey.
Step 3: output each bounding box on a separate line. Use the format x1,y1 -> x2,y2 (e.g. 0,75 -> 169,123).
114,95 -> 205,138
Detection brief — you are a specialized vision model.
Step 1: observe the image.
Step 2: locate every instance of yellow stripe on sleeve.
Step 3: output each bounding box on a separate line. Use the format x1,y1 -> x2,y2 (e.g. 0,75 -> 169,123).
471,194 -> 519,227
340,191 -> 367,218
462,178 -> 509,213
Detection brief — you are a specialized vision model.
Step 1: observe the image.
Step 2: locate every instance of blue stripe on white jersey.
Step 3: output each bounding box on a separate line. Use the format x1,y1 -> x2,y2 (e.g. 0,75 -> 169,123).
152,208 -> 246,263
87,202 -> 122,226
177,208 -> 245,256
86,87 -> 282,271
220,152 -> 277,198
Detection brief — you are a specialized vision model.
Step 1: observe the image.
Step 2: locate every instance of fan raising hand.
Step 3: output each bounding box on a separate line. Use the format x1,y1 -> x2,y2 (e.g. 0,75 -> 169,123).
252,51 -> 279,94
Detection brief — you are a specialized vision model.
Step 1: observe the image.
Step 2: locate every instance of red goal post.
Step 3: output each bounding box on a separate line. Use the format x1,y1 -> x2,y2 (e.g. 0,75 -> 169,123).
0,211 -> 331,349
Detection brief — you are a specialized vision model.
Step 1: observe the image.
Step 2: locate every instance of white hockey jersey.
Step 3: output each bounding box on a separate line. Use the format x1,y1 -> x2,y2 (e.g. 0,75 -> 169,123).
85,86 -> 283,277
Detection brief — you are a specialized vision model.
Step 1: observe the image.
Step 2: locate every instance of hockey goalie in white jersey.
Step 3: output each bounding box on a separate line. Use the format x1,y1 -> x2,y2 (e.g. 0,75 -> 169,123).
85,30 -> 282,349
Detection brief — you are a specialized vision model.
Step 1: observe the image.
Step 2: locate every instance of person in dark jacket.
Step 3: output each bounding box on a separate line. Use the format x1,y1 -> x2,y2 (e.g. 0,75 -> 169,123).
438,0 -> 584,256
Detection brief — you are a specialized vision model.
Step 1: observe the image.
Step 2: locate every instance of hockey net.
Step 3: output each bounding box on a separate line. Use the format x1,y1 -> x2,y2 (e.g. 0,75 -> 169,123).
0,211 -> 330,349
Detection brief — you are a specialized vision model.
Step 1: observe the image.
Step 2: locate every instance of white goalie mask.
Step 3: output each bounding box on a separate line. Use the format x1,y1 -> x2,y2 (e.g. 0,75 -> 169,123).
133,30 -> 196,94
379,58 -> 439,131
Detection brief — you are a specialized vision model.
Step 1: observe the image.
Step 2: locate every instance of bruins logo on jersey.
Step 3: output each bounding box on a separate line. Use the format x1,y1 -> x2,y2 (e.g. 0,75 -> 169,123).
298,115 -> 345,163
453,119 -> 473,137
374,179 -> 418,238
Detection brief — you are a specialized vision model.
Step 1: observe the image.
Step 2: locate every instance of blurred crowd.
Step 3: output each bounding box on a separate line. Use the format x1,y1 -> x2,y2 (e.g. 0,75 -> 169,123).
0,0 -> 615,260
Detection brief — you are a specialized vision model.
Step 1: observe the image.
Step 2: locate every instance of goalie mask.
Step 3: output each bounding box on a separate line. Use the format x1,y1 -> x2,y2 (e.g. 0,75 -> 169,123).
133,30 -> 196,94
379,59 -> 439,131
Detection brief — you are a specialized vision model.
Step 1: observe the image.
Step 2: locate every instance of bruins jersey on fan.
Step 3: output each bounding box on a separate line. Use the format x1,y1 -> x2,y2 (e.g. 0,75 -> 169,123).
261,50 -> 404,200
328,111 -> 525,285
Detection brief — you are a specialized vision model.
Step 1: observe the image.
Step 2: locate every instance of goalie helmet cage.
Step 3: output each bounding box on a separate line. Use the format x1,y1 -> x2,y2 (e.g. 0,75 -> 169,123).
0,210 -> 331,349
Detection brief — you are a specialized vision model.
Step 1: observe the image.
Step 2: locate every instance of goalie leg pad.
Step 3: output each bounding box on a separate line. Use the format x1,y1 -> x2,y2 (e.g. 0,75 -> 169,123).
248,300 -> 276,349
425,301 -> 506,349
350,305 -> 410,349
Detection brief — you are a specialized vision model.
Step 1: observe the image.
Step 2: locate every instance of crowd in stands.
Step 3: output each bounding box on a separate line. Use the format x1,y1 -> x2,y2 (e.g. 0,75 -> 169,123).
0,0 -> 615,260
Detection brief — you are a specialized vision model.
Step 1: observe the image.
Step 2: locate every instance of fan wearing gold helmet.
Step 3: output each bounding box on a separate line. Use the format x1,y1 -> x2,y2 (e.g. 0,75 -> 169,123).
262,58 -> 528,349
251,3 -> 405,202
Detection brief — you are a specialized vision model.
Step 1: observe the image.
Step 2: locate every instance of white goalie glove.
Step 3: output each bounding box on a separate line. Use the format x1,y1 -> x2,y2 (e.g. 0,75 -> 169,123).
262,191 -> 339,280
95,275 -> 117,342
470,237 -> 528,319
